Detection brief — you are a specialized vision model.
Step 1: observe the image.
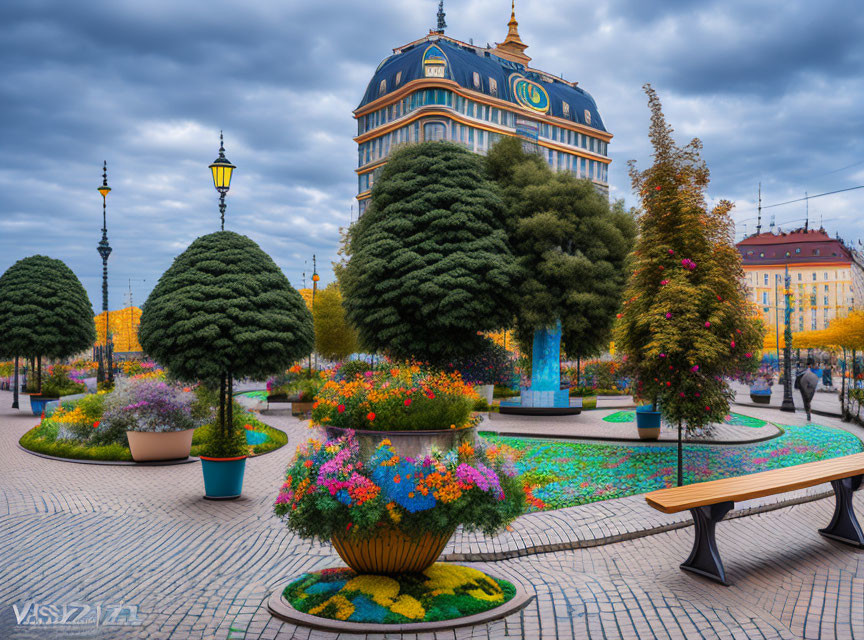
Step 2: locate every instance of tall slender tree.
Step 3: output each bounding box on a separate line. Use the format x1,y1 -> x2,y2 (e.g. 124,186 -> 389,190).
614,85 -> 764,485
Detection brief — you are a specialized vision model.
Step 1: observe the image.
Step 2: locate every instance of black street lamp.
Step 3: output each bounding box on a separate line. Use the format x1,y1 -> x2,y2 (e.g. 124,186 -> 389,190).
97,161 -> 114,387
209,131 -> 235,231
780,264 -> 796,412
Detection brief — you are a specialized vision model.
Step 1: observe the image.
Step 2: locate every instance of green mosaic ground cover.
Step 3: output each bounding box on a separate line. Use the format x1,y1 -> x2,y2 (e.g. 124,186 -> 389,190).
601,410 -> 767,428
481,424 -> 863,511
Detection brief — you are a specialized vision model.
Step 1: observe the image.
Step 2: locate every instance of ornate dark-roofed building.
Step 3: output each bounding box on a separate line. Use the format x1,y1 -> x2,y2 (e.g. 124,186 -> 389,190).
353,2 -> 612,215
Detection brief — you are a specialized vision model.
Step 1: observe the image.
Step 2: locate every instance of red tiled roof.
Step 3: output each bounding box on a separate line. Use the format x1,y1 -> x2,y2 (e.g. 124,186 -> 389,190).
737,228 -> 834,245
736,228 -> 852,265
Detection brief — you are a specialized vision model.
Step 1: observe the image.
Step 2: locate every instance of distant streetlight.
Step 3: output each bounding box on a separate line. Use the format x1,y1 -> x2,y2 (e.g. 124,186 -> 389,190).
97,161 -> 114,386
780,264 -> 795,412
209,131 -> 236,231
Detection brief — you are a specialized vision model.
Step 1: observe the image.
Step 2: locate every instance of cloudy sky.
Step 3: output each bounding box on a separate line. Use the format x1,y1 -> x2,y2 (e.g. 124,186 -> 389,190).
1,0 -> 862,311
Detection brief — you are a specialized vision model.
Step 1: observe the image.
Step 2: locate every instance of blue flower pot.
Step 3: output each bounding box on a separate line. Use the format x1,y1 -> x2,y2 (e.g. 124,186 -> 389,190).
244,429 -> 269,446
29,394 -> 58,416
635,405 -> 661,440
200,456 -> 247,500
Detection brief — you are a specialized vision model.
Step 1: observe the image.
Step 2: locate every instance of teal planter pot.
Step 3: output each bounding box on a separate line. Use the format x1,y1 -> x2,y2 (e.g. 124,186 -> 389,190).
200,456 -> 247,500
29,394 -> 58,416
635,405 -> 661,440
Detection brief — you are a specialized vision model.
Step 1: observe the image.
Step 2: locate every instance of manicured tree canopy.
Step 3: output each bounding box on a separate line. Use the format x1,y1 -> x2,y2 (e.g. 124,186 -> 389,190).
614,85 -> 764,431
0,255 -> 95,360
486,136 -> 636,358
139,231 -> 314,381
312,282 -> 357,361
342,141 -> 518,363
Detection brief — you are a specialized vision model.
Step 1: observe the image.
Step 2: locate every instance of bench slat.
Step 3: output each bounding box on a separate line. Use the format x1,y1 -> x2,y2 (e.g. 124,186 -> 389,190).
645,453 -> 864,514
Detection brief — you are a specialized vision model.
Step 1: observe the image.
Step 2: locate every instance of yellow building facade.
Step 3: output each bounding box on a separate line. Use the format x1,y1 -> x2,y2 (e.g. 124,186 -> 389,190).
737,228 -> 862,336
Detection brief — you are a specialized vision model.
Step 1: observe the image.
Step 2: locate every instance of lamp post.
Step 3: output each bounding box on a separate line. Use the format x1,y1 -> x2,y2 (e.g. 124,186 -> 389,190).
97,161 -> 114,387
780,264 -> 796,412
209,131 -> 235,231
312,254 -> 319,372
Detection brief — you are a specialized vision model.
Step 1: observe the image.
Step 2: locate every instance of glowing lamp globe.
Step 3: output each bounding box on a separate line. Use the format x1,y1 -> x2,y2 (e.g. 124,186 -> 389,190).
209,156 -> 235,193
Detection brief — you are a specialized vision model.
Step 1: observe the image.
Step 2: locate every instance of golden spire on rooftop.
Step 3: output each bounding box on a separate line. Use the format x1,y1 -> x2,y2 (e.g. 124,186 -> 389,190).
494,0 -> 531,64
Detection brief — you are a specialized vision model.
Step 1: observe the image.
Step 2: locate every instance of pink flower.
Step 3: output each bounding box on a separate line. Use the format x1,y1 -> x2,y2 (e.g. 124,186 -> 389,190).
668,249 -> 675,255
660,280 -> 669,285
665,312 -> 672,319
659,353 -> 666,358
704,321 -> 711,328
691,365 -> 699,372
679,392 -> 685,398
731,341 -> 736,348
745,353 -> 752,358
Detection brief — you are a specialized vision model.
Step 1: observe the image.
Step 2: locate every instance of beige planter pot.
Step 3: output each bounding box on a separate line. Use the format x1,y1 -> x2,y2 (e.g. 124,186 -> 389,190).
324,425 -> 477,460
126,429 -> 195,462
475,384 -> 494,404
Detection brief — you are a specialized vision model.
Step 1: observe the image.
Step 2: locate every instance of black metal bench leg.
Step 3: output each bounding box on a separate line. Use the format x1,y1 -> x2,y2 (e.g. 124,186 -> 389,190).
681,501 -> 734,585
819,475 -> 864,547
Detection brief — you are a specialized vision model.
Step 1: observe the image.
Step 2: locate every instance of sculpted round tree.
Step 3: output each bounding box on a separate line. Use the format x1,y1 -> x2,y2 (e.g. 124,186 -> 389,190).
342,142 -> 518,363
614,85 -> 763,484
486,137 -> 636,402
139,231 -> 313,456
0,256 -> 96,395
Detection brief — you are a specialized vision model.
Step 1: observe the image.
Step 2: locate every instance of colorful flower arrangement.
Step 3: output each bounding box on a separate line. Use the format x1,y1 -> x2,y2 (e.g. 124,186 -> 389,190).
266,364 -> 326,401
284,564 -> 515,623
274,434 -> 522,540
311,365 -> 478,432
121,359 -> 161,377
99,378 -> 209,442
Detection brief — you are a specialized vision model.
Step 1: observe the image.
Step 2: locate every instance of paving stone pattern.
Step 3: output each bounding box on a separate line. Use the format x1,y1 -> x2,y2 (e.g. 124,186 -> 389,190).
2,389 -> 864,639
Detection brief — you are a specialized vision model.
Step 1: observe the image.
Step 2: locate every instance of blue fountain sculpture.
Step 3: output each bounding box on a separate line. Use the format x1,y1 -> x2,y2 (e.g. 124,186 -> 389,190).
500,320 -> 579,414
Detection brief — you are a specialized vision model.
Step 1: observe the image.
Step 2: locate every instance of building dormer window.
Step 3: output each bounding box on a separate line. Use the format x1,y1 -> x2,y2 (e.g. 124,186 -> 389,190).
813,248 -> 820,256
584,109 -> 591,125
379,79 -> 386,95
562,101 -> 570,117
489,78 -> 497,96
395,71 -> 402,86
795,247 -> 801,254
472,72 -> 481,89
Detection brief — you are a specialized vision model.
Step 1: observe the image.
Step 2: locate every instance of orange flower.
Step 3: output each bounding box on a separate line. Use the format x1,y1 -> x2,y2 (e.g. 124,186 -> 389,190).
92,420 -> 100,429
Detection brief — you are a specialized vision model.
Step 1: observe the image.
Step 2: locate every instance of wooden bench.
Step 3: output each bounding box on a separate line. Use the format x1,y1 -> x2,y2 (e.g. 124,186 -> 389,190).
645,453 -> 864,585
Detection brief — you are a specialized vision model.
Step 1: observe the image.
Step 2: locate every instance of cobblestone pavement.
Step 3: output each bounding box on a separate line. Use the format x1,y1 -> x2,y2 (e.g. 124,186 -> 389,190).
730,381 -> 846,417
3,389 -> 864,639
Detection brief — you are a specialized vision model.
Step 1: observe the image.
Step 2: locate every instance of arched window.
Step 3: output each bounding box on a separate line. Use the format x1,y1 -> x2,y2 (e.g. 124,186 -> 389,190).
379,79 -> 386,95
423,121 -> 447,142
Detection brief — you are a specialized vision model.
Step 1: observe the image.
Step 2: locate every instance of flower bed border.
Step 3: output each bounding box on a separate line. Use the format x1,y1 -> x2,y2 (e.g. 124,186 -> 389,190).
16,443 -> 198,466
266,567 -> 534,633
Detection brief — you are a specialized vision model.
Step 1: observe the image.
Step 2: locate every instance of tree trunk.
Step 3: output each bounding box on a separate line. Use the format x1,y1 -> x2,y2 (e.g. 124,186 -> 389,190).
677,419 -> 683,487
37,355 -> 42,394
841,348 -> 848,420
12,357 -> 19,409
219,373 -> 226,439
227,371 -> 234,441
